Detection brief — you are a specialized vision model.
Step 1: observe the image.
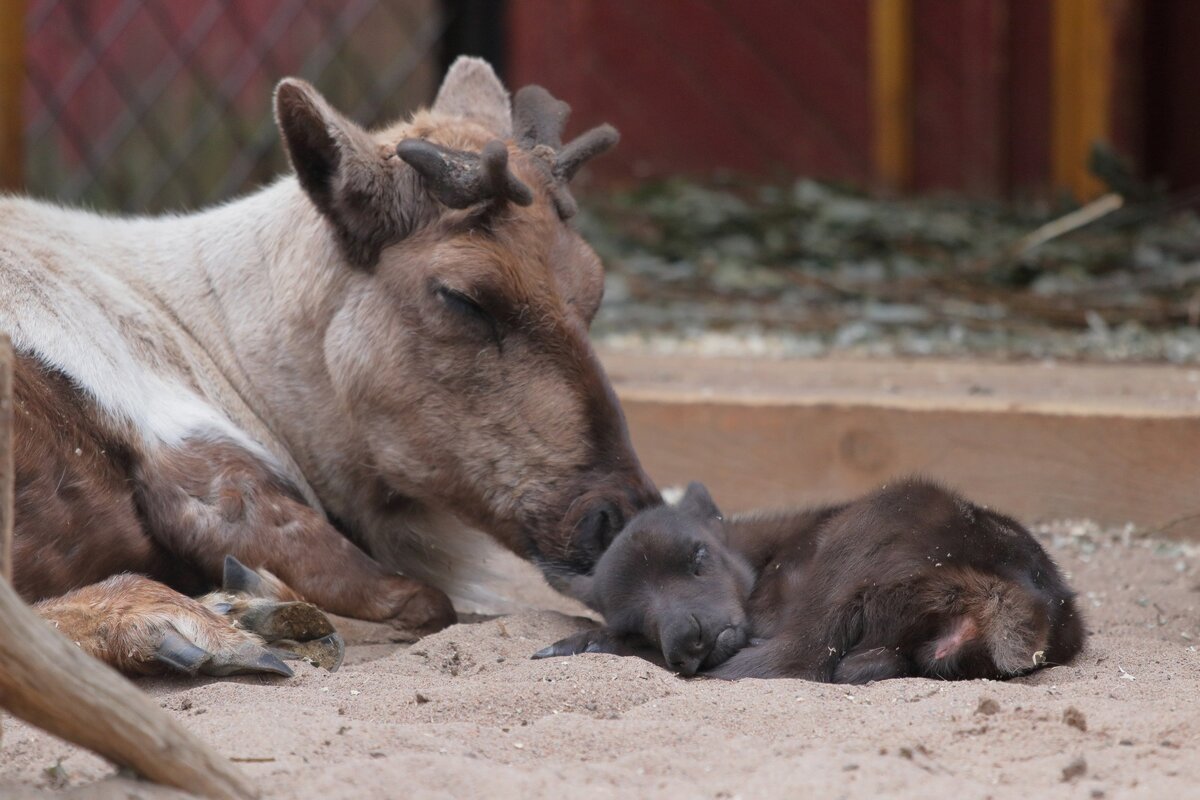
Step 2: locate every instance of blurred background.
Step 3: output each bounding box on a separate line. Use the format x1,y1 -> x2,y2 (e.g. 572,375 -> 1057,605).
2,0 -> 1199,363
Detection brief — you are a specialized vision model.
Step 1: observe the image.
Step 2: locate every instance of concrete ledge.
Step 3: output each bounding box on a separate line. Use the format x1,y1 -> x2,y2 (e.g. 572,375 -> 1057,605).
602,352 -> 1200,539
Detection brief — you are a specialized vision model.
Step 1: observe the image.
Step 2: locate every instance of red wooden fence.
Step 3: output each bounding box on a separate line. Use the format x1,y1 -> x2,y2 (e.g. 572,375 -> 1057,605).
507,0 -> 1187,200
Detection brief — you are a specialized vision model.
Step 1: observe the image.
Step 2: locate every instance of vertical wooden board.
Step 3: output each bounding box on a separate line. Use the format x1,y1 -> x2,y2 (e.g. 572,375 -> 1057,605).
1006,0 -> 1053,195
505,0 -> 873,182
1143,0 -> 1200,191
1052,0 -> 1114,200
911,0 -> 1007,194
621,398 -> 1200,539
0,0 -> 24,191
871,0 -> 913,191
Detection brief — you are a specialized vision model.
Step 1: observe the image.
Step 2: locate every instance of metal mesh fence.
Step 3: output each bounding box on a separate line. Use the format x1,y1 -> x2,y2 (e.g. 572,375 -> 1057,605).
21,0 -> 450,213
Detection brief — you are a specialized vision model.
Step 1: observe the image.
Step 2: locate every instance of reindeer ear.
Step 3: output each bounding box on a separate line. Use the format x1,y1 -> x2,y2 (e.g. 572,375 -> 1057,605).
432,56 -> 511,136
276,79 -> 372,213
678,482 -> 723,522
275,78 -> 405,268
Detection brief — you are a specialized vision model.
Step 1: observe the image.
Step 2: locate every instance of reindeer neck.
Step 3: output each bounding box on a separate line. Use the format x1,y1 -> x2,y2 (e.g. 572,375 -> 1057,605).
124,179 -> 361,507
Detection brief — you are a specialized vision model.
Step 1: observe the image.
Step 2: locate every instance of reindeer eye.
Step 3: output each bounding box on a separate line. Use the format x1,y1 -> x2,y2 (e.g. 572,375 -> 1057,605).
436,286 -> 501,347
690,544 -> 708,576
437,286 -> 485,318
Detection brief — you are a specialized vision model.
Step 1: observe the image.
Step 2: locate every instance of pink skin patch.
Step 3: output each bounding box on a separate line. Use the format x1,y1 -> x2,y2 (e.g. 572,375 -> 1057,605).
933,616 -> 979,660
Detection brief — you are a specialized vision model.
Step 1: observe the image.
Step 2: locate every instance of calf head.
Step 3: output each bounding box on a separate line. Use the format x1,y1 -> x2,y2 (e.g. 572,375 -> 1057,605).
572,483 -> 755,675
273,59 -> 658,580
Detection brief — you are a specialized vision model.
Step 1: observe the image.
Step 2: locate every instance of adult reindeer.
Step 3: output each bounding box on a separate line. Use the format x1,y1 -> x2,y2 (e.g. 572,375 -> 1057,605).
0,58 -> 659,676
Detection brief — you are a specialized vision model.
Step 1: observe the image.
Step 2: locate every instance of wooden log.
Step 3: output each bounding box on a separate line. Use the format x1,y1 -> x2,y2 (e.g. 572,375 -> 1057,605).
0,338 -> 256,799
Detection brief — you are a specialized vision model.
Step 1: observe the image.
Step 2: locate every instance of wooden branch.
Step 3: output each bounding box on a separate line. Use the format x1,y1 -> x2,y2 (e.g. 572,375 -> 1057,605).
1006,192 -> 1125,258
0,338 -> 256,799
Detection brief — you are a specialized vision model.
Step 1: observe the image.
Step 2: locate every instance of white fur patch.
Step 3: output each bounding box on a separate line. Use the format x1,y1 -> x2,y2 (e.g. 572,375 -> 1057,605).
0,198 -> 277,464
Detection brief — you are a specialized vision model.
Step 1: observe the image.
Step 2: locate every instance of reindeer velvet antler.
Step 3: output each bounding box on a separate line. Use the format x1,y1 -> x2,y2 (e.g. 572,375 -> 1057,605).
513,85 -> 619,219
395,138 -> 533,209
398,84 -> 618,219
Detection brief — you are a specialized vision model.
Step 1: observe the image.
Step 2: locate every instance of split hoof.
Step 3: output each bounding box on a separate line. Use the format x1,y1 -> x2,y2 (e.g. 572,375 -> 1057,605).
201,556 -> 346,673
272,632 -> 346,672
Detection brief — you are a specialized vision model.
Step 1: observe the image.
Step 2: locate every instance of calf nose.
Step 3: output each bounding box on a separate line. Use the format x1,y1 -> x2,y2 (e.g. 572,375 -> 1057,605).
662,614 -> 707,676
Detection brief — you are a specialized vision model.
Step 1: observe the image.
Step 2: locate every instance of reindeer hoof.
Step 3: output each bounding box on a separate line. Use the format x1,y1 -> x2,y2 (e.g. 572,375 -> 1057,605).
271,632 -> 346,672
154,627 -> 295,678
196,556 -> 347,672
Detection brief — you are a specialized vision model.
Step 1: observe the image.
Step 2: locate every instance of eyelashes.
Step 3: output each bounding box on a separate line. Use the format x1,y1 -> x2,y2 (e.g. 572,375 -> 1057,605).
436,286 -> 502,348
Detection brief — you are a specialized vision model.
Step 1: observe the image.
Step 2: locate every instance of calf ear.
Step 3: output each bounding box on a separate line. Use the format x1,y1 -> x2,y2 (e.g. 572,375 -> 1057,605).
432,56 -> 511,136
678,481 -> 723,522
275,78 -> 404,267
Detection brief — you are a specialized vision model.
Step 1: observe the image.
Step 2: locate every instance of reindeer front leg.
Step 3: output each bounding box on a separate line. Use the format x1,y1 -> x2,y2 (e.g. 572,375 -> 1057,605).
135,439 -> 456,634
33,556 -> 345,677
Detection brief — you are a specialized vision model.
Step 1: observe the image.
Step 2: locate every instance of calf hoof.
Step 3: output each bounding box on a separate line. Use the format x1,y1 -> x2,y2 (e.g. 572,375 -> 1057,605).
388,579 -> 457,637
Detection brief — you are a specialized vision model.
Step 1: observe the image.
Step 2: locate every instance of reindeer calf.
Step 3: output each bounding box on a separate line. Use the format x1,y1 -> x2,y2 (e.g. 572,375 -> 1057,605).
537,478 -> 1084,682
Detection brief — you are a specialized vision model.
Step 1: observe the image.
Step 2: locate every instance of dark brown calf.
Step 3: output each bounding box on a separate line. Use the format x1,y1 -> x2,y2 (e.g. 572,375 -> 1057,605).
537,478 -> 1085,683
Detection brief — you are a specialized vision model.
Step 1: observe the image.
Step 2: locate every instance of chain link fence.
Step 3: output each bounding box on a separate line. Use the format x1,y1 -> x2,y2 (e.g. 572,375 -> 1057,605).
19,0 -> 470,213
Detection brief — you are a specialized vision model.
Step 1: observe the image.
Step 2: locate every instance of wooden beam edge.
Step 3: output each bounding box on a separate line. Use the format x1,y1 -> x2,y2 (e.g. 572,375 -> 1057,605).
614,387 -> 1200,421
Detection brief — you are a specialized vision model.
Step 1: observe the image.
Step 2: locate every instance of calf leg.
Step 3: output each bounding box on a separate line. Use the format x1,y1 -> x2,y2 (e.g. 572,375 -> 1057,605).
831,645 -> 910,684
136,438 -> 455,634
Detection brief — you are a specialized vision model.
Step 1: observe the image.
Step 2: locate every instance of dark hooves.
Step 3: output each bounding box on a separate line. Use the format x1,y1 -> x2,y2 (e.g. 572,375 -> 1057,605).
532,628 -> 629,660
155,629 -> 295,678
272,632 -> 346,673
237,600 -> 337,643
222,554 -> 267,596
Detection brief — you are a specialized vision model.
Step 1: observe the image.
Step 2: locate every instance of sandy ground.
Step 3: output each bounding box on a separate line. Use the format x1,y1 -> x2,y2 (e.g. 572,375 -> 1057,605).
2,521 -> 1198,800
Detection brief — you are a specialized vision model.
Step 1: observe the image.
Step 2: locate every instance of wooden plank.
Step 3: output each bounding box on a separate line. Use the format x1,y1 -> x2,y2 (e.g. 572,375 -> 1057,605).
602,352 -> 1200,538
870,0 -> 913,191
505,0 -> 873,183
0,0 -> 22,191
910,0 -> 1007,195
1052,0 -> 1114,200
1006,0 -> 1053,195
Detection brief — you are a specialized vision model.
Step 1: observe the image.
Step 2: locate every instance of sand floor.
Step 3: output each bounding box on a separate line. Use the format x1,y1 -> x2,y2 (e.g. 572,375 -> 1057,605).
2,520 -> 1198,800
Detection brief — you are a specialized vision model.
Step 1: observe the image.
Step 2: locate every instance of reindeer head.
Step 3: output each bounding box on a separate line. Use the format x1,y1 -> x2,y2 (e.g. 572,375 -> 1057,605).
272,58 -> 659,581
